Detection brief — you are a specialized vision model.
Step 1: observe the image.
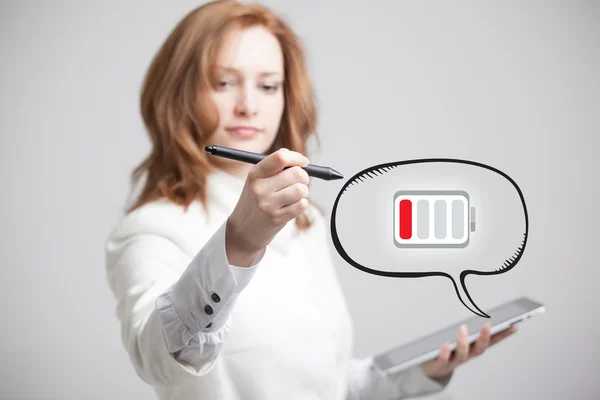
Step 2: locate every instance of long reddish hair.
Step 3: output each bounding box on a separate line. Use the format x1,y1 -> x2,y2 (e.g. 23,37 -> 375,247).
127,0 -> 321,230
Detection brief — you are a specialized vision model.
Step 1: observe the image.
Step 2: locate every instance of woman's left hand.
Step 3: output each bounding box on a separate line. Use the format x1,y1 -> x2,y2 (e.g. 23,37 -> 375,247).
420,323 -> 518,381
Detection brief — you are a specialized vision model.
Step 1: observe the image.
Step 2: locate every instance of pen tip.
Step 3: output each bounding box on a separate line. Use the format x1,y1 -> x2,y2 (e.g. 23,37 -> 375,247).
331,168 -> 344,180
205,146 -> 213,153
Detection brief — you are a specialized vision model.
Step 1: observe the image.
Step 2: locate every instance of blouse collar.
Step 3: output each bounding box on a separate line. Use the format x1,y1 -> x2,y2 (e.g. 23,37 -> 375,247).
206,168 -> 296,257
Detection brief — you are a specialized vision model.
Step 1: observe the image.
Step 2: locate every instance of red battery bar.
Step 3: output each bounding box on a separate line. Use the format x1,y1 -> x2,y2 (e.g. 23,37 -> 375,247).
399,199 -> 413,239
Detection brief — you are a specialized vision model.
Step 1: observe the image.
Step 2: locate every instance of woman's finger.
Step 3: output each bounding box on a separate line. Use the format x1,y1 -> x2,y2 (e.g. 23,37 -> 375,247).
450,326 -> 470,367
471,323 -> 491,357
437,343 -> 452,364
257,164 -> 309,194
272,182 -> 309,209
251,148 -> 309,180
277,197 -> 309,220
421,343 -> 452,378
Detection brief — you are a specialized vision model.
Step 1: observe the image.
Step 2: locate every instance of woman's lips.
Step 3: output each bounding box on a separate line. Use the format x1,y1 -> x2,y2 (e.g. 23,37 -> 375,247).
226,126 -> 262,137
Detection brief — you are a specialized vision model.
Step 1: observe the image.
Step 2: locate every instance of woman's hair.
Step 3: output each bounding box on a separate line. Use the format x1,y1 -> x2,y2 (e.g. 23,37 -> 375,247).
127,0 -> 321,230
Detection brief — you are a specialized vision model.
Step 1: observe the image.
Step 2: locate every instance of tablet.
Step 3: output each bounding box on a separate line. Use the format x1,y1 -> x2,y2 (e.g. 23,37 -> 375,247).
372,296 -> 545,375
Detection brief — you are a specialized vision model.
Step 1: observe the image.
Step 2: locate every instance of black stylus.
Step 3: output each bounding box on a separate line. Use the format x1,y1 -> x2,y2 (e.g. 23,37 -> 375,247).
205,145 -> 343,181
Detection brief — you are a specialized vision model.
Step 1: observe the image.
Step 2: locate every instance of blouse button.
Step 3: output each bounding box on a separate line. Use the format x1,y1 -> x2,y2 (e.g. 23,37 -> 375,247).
211,293 -> 221,303
206,322 -> 212,328
204,305 -> 214,315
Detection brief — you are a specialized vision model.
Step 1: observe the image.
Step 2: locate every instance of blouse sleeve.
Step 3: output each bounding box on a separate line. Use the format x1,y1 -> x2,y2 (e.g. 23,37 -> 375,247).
155,221 -> 263,370
105,217 -> 264,387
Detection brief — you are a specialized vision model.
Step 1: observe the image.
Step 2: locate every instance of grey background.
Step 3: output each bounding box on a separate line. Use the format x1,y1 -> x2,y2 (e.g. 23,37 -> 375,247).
1,0 -> 598,399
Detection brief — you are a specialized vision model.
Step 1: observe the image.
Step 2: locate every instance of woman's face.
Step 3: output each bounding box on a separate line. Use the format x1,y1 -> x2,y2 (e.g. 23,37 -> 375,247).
207,26 -> 285,178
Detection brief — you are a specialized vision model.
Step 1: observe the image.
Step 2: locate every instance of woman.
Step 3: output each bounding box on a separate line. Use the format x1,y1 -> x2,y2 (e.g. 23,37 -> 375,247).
105,1 -> 517,399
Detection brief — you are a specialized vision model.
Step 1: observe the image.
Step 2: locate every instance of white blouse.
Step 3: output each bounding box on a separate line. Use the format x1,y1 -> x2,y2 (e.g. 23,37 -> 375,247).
104,168 -> 450,399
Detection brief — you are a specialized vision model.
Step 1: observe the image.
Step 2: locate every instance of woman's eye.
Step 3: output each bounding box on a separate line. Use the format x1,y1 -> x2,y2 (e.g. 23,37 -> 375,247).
262,83 -> 280,93
217,79 -> 234,88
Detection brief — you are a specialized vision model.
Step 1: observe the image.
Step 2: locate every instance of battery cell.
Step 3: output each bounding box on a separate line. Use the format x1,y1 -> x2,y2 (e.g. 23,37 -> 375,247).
393,190 -> 476,248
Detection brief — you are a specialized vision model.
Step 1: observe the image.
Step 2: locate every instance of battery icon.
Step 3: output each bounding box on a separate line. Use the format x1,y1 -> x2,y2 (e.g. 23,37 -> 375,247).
393,190 -> 476,248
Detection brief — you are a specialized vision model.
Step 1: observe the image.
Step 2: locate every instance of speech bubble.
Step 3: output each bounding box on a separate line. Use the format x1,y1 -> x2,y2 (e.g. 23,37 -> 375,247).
330,158 -> 528,318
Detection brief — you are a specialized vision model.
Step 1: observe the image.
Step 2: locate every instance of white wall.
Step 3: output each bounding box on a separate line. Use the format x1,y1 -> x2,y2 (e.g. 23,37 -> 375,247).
1,0 -> 598,398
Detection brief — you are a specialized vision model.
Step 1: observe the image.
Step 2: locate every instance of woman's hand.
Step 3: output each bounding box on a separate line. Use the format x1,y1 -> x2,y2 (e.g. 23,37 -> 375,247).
226,148 -> 310,266
421,323 -> 518,382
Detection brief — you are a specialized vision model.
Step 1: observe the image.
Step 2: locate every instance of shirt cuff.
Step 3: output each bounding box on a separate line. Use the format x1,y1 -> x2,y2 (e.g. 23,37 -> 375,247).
229,262 -> 259,292
156,220 -> 265,353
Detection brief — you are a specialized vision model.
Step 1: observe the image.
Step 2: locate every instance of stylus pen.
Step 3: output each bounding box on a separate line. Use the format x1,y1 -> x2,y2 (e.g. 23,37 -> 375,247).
205,145 -> 344,181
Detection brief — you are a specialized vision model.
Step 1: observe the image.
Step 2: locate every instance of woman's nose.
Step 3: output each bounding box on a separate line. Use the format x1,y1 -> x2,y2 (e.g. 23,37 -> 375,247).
234,88 -> 257,117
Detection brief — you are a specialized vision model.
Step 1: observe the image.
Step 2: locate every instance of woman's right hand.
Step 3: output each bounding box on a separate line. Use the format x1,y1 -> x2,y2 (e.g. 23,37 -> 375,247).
225,148 -> 311,267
